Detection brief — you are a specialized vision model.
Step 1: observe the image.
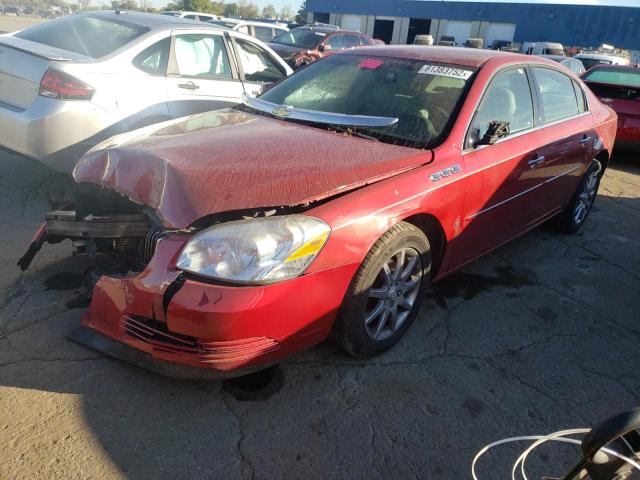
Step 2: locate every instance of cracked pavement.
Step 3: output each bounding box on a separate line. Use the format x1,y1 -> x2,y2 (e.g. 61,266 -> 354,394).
0,148 -> 639,479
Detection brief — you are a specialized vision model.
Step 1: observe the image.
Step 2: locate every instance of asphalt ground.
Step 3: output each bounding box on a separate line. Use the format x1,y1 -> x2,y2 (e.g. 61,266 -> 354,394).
0,147 -> 639,479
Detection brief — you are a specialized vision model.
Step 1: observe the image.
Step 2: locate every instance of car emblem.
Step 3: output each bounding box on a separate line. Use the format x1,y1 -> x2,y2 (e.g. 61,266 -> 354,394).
272,105 -> 293,118
430,164 -> 461,182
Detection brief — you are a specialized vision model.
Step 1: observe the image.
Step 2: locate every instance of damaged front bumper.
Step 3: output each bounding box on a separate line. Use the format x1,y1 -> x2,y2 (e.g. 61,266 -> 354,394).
19,211 -> 358,377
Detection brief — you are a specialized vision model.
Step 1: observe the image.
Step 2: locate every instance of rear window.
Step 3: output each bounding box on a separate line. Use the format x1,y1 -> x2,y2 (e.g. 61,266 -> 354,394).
583,68 -> 640,87
15,15 -> 146,58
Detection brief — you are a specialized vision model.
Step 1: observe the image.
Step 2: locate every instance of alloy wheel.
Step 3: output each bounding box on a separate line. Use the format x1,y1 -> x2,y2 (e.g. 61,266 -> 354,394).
364,247 -> 423,341
574,168 -> 599,225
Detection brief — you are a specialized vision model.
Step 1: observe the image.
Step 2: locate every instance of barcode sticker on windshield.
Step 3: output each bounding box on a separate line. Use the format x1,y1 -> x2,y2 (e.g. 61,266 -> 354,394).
418,65 -> 473,79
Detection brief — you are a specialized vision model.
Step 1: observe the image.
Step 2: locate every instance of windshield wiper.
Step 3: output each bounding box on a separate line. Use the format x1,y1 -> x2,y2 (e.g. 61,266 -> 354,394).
242,94 -> 399,128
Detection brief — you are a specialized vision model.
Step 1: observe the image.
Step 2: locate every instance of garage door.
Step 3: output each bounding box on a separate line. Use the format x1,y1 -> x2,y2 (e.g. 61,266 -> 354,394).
442,20 -> 472,45
484,22 -> 516,47
341,14 -> 362,32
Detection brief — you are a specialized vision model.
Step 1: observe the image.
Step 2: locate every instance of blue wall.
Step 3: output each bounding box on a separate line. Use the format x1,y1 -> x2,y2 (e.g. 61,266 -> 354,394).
307,0 -> 640,49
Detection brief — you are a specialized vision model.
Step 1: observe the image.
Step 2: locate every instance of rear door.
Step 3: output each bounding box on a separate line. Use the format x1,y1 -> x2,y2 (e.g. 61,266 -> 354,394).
166,30 -> 244,118
529,66 -> 595,210
454,66 -> 549,264
229,35 -> 288,97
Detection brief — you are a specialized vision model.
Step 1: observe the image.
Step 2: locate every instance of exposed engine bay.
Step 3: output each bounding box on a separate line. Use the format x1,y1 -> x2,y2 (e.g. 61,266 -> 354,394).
18,183 -> 166,277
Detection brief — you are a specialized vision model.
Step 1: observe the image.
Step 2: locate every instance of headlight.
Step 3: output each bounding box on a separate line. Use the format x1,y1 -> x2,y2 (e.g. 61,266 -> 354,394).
176,215 -> 330,284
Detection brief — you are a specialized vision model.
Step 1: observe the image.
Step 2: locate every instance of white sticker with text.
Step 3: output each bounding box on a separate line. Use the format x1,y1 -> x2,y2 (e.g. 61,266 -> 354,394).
418,64 -> 473,80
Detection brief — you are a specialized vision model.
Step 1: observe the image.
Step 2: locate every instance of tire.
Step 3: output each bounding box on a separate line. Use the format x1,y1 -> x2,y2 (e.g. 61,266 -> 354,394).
332,222 -> 431,358
550,160 -> 602,234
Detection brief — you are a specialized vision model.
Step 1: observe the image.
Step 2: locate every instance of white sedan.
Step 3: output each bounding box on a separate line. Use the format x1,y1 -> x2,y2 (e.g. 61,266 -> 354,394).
0,10 -> 292,172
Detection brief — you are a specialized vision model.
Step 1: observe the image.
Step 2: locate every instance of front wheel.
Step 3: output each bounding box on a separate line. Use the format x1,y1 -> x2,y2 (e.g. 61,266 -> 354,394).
332,222 -> 431,357
550,160 -> 602,234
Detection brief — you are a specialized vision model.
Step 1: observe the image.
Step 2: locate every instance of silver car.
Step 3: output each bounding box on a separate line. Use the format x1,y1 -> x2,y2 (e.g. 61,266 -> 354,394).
0,10 -> 293,172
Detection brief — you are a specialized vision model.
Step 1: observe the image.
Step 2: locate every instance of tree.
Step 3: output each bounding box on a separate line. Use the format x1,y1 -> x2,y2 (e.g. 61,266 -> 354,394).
296,0 -> 307,23
164,0 -> 212,12
261,4 -> 276,19
279,5 -> 293,20
210,1 -> 225,16
224,2 -> 238,16
237,0 -> 259,18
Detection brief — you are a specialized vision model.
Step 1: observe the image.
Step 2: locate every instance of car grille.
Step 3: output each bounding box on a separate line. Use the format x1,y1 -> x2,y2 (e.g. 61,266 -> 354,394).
122,315 -> 279,368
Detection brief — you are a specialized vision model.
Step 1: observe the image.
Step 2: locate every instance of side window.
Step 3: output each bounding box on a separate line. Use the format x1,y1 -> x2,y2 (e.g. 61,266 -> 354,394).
325,34 -> 345,50
237,25 -> 250,35
183,14 -> 197,20
200,15 -> 213,22
343,35 -> 361,48
234,38 -> 285,84
532,67 -> 579,123
254,26 -> 275,42
173,34 -> 232,79
572,80 -> 587,113
133,37 -> 170,76
470,67 -> 534,143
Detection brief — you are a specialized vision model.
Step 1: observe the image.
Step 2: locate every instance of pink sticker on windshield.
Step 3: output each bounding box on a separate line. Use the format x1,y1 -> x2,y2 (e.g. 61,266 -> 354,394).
360,59 -> 384,69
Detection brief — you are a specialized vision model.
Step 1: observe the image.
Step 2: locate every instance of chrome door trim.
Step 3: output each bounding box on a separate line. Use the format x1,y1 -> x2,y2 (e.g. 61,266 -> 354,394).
465,164 -> 582,220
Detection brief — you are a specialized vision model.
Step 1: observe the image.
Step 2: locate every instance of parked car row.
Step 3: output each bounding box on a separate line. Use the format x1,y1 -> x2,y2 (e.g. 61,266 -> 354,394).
0,10 -> 633,378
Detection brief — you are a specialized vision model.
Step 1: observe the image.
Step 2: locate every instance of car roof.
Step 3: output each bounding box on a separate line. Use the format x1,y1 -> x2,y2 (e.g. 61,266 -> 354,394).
540,54 -> 569,62
583,64 -> 640,73
217,17 -> 284,28
340,45 -> 533,68
79,10 -> 226,30
294,26 -> 359,35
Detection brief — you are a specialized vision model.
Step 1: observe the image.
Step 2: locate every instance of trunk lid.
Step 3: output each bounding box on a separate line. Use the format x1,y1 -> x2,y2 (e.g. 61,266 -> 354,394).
0,36 -> 90,109
586,81 -> 640,119
73,109 -> 431,229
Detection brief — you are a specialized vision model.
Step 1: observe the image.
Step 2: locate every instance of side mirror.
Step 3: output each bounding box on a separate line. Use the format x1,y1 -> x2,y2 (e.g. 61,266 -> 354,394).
319,43 -> 331,53
470,120 -> 510,149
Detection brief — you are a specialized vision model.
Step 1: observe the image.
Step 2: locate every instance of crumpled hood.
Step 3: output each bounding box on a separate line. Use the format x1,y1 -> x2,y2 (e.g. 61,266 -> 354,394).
73,109 -> 431,229
267,42 -> 304,59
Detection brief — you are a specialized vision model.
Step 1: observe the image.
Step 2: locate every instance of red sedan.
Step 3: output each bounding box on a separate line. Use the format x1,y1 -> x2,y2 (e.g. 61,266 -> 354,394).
21,47 -> 617,378
581,65 -> 640,152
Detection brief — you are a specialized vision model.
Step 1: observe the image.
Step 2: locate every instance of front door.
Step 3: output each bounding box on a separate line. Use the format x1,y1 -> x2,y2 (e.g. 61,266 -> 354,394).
452,66 -> 552,266
166,31 -> 245,118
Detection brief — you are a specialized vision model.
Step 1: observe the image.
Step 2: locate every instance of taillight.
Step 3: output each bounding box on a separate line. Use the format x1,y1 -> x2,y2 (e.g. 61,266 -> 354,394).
39,68 -> 94,100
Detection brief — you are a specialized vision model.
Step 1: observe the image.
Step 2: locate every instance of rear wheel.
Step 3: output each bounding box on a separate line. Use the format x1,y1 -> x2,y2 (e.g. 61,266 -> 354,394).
332,222 -> 430,357
550,160 -> 601,234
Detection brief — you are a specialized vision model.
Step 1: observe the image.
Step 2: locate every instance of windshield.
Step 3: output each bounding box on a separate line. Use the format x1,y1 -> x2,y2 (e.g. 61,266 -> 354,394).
15,15 -> 146,58
544,48 -> 564,56
583,68 -> 640,87
579,57 -> 613,70
257,54 -> 475,149
272,29 -> 326,49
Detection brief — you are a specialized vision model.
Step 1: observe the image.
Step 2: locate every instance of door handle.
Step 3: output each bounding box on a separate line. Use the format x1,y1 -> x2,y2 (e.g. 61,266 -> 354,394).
580,135 -> 592,145
528,155 -> 545,169
178,81 -> 199,91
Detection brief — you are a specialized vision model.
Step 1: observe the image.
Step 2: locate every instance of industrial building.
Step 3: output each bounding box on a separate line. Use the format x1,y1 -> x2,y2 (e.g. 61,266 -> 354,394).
305,0 -> 640,50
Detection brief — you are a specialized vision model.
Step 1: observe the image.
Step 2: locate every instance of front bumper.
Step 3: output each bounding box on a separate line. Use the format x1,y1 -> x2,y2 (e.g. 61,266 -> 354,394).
80,235 -> 358,375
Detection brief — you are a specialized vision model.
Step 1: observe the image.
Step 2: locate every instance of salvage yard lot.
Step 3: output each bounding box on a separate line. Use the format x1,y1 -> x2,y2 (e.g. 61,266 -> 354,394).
0,148 -> 639,479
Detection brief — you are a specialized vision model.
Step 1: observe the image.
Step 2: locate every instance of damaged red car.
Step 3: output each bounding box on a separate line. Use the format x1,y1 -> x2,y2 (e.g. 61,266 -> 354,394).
20,47 -> 617,378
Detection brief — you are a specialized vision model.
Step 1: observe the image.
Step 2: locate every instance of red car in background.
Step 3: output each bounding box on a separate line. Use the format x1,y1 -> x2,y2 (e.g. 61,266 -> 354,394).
582,65 -> 640,152
268,25 -> 381,69
21,47 -> 617,378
